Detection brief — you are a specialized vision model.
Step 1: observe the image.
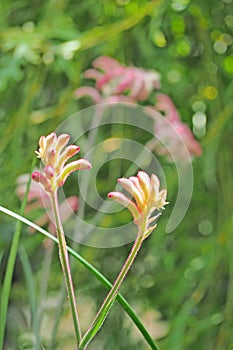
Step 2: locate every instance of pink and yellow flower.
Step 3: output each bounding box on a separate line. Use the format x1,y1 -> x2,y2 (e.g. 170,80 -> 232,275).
32,132 -> 92,194
108,171 -> 168,238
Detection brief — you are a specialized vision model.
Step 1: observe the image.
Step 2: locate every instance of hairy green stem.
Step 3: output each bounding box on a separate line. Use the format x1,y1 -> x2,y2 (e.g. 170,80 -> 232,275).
79,227 -> 145,349
50,191 -> 81,346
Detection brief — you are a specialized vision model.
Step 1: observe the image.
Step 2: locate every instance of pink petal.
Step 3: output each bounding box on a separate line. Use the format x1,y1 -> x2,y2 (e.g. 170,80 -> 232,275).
108,191 -> 140,220
56,145 -> 80,172
57,159 -> 92,186
118,178 -> 145,211
74,87 -> 101,104
105,95 -> 135,103
92,56 -> 122,72
56,134 -> 70,155
156,94 -> 180,122
84,68 -> 104,81
137,171 -> 151,200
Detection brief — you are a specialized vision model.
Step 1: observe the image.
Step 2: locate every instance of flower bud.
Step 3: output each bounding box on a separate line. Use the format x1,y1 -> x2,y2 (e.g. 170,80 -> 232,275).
32,171 -> 52,193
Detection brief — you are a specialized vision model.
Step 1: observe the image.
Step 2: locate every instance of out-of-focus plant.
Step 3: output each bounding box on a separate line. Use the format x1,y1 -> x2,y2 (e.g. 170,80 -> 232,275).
151,93 -> 203,161
75,56 -> 202,162
75,55 -> 161,103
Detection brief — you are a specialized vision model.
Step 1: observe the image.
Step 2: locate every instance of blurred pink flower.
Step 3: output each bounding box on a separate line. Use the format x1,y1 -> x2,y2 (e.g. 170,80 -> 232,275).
149,94 -> 202,161
16,173 -> 78,235
75,56 -> 160,104
75,56 -> 202,162
75,86 -> 134,104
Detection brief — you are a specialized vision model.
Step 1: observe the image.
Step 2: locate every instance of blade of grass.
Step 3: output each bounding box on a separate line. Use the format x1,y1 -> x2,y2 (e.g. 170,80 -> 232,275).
19,246 -> 40,350
0,205 -> 160,350
0,158 -> 36,350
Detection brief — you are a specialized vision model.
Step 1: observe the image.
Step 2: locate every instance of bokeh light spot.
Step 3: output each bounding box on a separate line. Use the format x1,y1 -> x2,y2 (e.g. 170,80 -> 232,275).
198,220 -> 213,236
192,101 -> 206,112
225,15 -> 233,27
213,40 -> 227,54
167,69 -> 181,83
203,86 -> 218,100
192,112 -> 207,137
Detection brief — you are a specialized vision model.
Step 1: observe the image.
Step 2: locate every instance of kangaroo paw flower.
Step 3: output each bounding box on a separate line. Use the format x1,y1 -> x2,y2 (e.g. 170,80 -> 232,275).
32,132 -> 92,194
108,171 -> 168,238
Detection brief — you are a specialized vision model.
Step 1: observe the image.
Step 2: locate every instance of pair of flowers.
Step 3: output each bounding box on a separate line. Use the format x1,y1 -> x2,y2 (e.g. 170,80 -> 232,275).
29,132 -> 168,348
31,132 -> 167,235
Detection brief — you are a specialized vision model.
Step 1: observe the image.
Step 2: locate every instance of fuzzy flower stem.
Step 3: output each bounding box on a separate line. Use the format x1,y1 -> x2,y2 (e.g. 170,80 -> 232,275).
50,190 -> 82,347
79,225 -> 146,350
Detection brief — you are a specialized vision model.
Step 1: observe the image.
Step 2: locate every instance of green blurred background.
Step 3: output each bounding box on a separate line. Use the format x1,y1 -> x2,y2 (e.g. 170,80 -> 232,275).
0,0 -> 233,349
